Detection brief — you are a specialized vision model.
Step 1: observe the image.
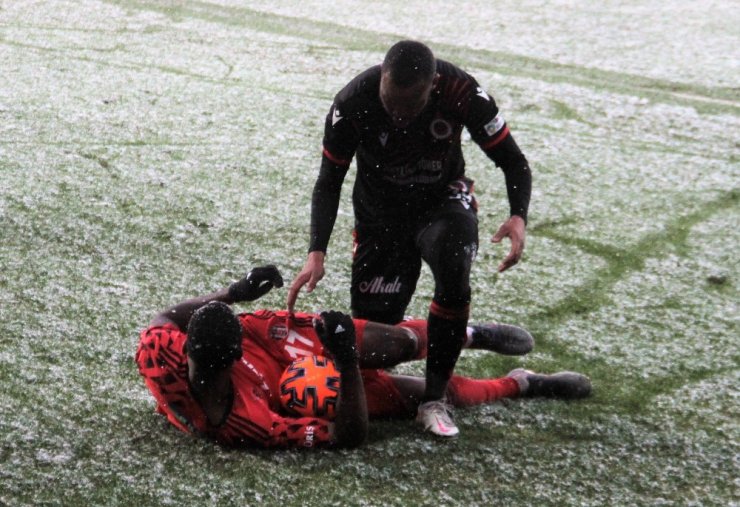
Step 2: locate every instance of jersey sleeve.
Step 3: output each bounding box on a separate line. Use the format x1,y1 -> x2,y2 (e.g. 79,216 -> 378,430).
462,83 -> 509,151
322,102 -> 360,166
461,80 -> 531,222
307,101 -> 358,253
309,156 -> 348,253
136,324 -> 209,436
435,64 -> 516,155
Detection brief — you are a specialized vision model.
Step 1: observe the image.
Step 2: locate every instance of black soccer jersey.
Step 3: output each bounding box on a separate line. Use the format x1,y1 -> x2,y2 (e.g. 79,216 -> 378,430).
310,59 -> 530,253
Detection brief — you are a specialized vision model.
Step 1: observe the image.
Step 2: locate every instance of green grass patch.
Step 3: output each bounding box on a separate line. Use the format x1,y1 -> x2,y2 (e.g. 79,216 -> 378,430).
0,1 -> 737,506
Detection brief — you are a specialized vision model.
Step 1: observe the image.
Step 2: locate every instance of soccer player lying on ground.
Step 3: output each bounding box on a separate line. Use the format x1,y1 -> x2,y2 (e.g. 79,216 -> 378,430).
136,266 -> 591,449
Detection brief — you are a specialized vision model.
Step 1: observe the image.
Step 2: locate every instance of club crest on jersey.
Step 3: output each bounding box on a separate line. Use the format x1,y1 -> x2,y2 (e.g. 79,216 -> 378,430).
430,118 -> 452,140
484,115 -> 506,136
269,325 -> 288,340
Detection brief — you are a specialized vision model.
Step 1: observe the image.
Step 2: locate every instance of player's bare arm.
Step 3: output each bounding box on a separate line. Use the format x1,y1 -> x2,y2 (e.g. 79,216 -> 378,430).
150,265 -> 284,329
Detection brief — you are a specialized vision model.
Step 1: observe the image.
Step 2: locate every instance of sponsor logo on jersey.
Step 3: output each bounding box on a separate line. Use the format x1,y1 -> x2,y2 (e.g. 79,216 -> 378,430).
379,131 -> 389,147
269,325 -> 288,340
358,276 -> 402,294
476,86 -> 491,101
332,106 -> 343,126
416,159 -> 442,173
430,118 -> 453,140
484,114 -> 506,136
382,159 -> 443,185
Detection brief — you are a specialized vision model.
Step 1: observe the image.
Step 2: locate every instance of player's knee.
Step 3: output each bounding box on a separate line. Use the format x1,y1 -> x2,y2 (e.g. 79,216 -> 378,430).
425,235 -> 476,282
432,269 -> 471,304
381,338 -> 417,367
444,239 -> 477,270
397,327 -> 420,360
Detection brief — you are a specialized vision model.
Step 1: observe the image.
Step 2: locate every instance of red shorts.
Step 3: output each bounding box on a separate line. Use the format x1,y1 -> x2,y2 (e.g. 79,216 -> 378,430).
362,370 -> 413,419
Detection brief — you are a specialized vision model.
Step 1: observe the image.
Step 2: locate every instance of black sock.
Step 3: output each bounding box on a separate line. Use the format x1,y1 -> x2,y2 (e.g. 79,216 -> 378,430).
422,303 -> 468,402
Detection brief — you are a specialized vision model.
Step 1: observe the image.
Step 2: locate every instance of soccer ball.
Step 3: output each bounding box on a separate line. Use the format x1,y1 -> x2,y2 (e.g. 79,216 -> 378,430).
279,355 -> 340,419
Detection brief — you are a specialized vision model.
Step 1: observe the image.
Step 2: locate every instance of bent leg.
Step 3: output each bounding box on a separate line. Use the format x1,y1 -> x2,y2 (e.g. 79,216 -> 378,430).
417,211 -> 478,401
357,318 -> 533,370
357,321 -> 419,369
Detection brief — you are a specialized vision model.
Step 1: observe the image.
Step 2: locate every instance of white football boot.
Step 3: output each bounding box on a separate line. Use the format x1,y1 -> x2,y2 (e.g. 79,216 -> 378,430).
416,400 -> 459,437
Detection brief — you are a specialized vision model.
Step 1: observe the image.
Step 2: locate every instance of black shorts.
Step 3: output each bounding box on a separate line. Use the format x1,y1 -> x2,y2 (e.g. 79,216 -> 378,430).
350,179 -> 478,324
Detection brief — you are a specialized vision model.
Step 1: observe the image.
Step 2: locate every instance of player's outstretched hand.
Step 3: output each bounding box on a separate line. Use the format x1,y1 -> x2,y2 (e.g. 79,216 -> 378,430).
228,265 -> 284,302
286,251 -> 326,313
314,311 -> 358,371
491,215 -> 526,272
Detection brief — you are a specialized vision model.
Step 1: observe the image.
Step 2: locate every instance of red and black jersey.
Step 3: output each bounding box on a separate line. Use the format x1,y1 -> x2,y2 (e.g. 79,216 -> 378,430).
136,311 -> 381,449
136,312 -> 334,448
310,60 -> 531,252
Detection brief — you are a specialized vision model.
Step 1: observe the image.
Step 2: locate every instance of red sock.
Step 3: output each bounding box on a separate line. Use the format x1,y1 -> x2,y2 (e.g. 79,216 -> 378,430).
446,376 -> 520,407
398,320 -> 428,360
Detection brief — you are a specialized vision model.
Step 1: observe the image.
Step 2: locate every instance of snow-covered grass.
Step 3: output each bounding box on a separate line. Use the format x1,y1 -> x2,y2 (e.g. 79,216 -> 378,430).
0,1 -> 737,505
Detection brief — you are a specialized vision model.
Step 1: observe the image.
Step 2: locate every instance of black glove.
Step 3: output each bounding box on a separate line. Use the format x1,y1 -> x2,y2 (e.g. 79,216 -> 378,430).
314,311 -> 358,371
228,265 -> 284,302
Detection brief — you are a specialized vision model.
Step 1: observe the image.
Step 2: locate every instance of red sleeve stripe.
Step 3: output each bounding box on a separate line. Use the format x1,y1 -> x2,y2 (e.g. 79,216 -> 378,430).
322,147 -> 351,166
481,125 -> 510,151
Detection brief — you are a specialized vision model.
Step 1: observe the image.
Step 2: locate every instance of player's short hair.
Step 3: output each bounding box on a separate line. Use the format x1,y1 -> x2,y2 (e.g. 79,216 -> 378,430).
382,40 -> 436,87
186,301 -> 242,370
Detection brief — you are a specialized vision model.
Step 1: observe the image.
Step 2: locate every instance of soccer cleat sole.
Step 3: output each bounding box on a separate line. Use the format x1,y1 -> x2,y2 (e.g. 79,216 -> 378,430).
508,368 -> 592,399
472,324 -> 535,355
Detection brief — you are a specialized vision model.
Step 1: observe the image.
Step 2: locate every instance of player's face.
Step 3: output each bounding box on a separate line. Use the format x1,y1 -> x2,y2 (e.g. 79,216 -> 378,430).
379,72 -> 436,128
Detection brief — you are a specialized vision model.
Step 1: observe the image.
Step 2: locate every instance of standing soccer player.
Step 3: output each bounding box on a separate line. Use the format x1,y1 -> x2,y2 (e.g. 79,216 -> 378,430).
287,40 -> 532,437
